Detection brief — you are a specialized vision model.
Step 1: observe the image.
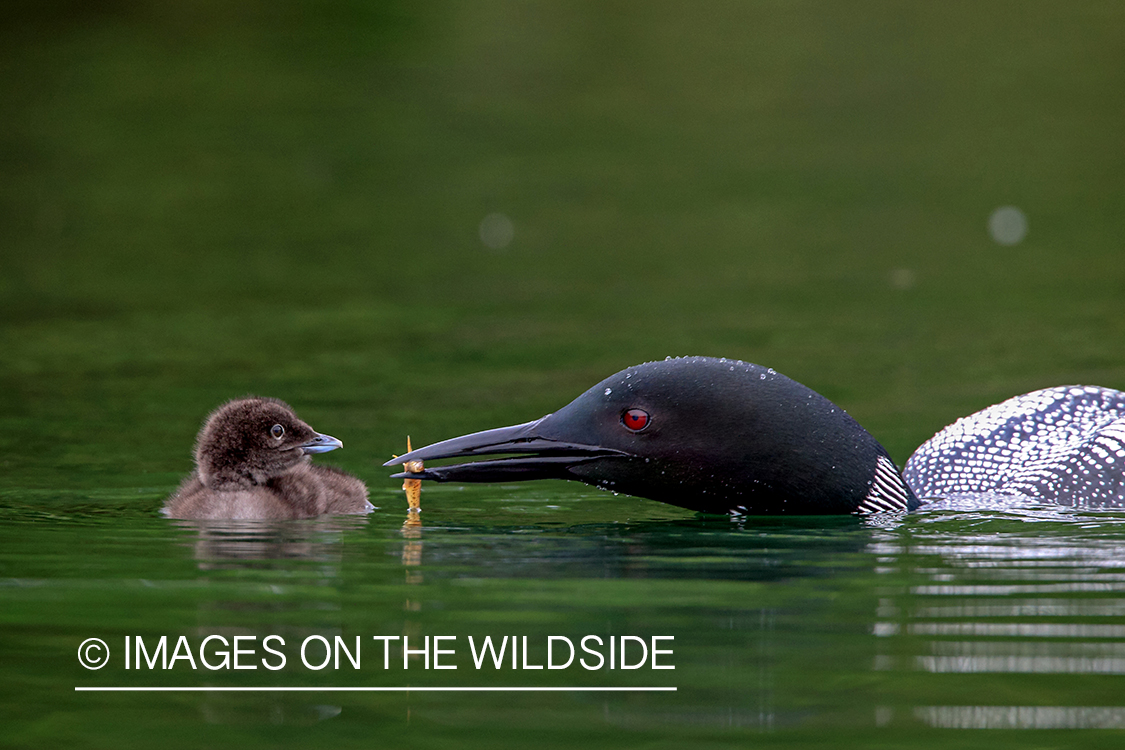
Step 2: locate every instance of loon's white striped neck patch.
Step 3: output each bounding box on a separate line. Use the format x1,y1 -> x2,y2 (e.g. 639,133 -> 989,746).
859,455 -> 913,513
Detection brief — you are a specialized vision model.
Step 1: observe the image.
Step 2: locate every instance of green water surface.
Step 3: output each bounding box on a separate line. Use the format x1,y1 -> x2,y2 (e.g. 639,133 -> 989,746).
3,2 -> 1125,748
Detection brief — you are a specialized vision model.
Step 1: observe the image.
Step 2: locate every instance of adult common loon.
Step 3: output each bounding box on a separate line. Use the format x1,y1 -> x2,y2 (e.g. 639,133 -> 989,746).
387,357 -> 1125,514
164,397 -> 372,520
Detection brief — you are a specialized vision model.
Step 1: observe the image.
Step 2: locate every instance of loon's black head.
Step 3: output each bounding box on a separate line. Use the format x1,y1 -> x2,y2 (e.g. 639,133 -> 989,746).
196,397 -> 344,490
386,357 -> 917,515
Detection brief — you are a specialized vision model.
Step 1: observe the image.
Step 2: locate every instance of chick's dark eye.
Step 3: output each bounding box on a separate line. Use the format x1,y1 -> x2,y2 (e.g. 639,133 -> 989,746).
270,424 -> 285,439
621,408 -> 650,432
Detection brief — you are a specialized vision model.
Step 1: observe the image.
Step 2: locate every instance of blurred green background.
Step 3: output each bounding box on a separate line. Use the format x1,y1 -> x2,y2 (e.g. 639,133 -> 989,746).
2,0 -> 1123,496
4,5 -> 1125,749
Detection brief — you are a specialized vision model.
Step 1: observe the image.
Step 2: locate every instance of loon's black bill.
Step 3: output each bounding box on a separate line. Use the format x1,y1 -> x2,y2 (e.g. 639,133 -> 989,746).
301,432 -> 344,454
383,419 -> 630,483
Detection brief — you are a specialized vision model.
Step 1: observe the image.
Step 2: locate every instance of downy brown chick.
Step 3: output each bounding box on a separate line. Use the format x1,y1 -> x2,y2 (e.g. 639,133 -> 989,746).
163,397 -> 371,520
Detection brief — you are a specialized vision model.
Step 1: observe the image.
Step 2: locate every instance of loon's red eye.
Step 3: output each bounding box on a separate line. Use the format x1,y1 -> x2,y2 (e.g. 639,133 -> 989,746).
622,408 -> 650,432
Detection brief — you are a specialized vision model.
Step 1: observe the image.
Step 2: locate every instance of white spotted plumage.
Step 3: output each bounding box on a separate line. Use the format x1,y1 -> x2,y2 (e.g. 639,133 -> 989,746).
904,386 -> 1125,506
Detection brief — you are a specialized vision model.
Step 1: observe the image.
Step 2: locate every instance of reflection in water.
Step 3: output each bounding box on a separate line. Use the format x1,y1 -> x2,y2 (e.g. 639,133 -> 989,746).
401,510 -> 423,571
171,517 -> 368,725
906,622 -> 1125,637
872,508 -> 1125,729
174,517 -> 366,569
400,509 -> 424,722
401,509 -> 424,648
915,705 -> 1125,729
133,503 -> 1125,732
18,486 -> 1123,737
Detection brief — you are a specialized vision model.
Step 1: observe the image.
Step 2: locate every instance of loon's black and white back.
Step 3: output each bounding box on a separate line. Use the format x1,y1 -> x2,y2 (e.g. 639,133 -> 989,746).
904,386 -> 1125,507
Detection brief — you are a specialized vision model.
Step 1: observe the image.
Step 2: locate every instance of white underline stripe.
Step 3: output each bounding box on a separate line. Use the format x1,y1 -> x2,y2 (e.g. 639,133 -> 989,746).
75,686 -> 676,692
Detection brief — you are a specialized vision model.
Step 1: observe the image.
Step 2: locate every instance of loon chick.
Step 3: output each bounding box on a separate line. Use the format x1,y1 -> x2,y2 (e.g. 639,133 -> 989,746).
164,397 -> 372,520
904,385 -> 1125,505
386,357 -> 918,515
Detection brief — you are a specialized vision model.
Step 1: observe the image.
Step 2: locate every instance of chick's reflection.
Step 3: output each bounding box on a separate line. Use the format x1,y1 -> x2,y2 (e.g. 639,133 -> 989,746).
170,516 -> 368,725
